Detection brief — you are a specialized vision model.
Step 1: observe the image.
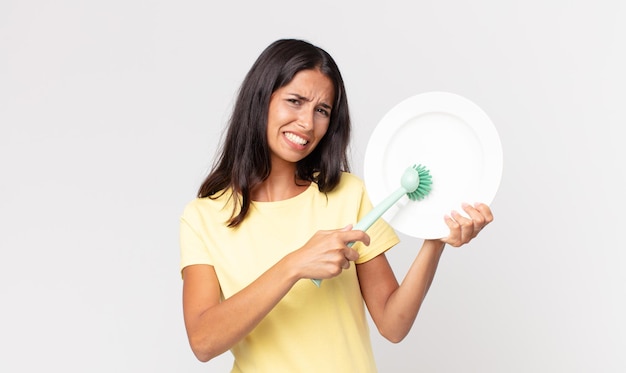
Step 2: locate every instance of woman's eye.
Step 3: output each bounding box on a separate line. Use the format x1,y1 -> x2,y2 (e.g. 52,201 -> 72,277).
287,99 -> 300,105
317,108 -> 330,117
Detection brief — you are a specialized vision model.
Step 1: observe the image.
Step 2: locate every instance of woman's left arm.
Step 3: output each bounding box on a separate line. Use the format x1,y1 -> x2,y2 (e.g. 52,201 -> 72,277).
357,203 -> 493,343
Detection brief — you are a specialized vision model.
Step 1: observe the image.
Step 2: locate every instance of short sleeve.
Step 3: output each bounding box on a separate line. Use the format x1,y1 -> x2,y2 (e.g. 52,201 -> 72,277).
179,215 -> 213,273
353,183 -> 400,264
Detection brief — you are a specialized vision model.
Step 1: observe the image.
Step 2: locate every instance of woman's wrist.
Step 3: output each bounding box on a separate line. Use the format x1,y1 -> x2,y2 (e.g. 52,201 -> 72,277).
423,239 -> 446,255
279,251 -> 307,284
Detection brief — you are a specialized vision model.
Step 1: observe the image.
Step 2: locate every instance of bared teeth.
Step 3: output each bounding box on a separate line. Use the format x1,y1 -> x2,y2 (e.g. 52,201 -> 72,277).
285,132 -> 308,145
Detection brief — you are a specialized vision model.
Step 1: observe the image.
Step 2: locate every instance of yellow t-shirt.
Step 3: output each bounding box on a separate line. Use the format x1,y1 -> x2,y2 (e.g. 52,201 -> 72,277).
180,172 -> 399,372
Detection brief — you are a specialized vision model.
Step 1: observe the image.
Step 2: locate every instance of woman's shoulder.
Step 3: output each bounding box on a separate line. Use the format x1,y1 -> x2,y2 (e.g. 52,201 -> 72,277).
181,191 -> 234,221
333,172 -> 366,192
340,171 -> 365,184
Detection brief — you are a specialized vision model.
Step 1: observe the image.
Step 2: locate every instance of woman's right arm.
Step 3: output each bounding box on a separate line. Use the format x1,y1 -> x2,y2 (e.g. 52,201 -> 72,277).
182,261 -> 298,362
181,226 -> 367,362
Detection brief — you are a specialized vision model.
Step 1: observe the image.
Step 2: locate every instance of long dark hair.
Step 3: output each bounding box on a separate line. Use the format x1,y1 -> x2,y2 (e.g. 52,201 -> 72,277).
198,39 -> 352,227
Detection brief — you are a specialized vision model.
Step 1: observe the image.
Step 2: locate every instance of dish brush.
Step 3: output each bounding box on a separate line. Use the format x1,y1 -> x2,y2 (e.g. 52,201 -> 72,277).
312,164 -> 432,287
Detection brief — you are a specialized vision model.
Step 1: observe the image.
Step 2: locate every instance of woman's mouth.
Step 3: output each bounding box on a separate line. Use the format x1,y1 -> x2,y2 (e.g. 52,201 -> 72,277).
284,132 -> 309,146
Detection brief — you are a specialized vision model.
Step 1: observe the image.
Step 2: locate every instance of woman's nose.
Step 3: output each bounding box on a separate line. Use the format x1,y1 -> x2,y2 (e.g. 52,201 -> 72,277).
296,108 -> 315,130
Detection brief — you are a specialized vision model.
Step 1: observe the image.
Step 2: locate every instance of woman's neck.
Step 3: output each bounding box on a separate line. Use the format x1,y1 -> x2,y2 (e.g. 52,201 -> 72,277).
250,164 -> 310,202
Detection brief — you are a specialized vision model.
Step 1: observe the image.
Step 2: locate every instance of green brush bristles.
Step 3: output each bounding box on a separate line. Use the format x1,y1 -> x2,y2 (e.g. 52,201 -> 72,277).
406,164 -> 432,201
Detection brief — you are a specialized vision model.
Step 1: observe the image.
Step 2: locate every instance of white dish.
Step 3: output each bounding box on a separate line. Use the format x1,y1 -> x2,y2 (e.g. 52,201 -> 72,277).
363,92 -> 503,239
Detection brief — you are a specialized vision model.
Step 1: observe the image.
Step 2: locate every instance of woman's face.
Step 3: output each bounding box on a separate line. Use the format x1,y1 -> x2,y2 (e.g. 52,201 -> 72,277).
266,69 -> 335,167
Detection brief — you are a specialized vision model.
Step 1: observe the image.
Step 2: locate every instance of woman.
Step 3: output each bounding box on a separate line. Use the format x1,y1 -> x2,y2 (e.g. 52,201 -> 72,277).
180,39 -> 493,372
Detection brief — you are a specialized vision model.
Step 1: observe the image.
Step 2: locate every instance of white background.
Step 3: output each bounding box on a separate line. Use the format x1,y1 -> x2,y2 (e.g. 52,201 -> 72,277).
1,0 -> 625,371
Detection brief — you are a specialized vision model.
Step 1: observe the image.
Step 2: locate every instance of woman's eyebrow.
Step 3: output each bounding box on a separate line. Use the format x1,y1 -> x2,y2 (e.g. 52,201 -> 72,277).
288,93 -> 332,110
319,102 -> 332,110
288,93 -> 311,102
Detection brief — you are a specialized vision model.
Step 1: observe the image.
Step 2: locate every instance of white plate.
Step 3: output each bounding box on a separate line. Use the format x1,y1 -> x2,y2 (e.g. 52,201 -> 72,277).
363,92 -> 503,239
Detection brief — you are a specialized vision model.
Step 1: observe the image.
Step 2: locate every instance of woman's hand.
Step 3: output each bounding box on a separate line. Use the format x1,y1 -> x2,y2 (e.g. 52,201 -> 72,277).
287,225 -> 368,280
440,202 -> 494,247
